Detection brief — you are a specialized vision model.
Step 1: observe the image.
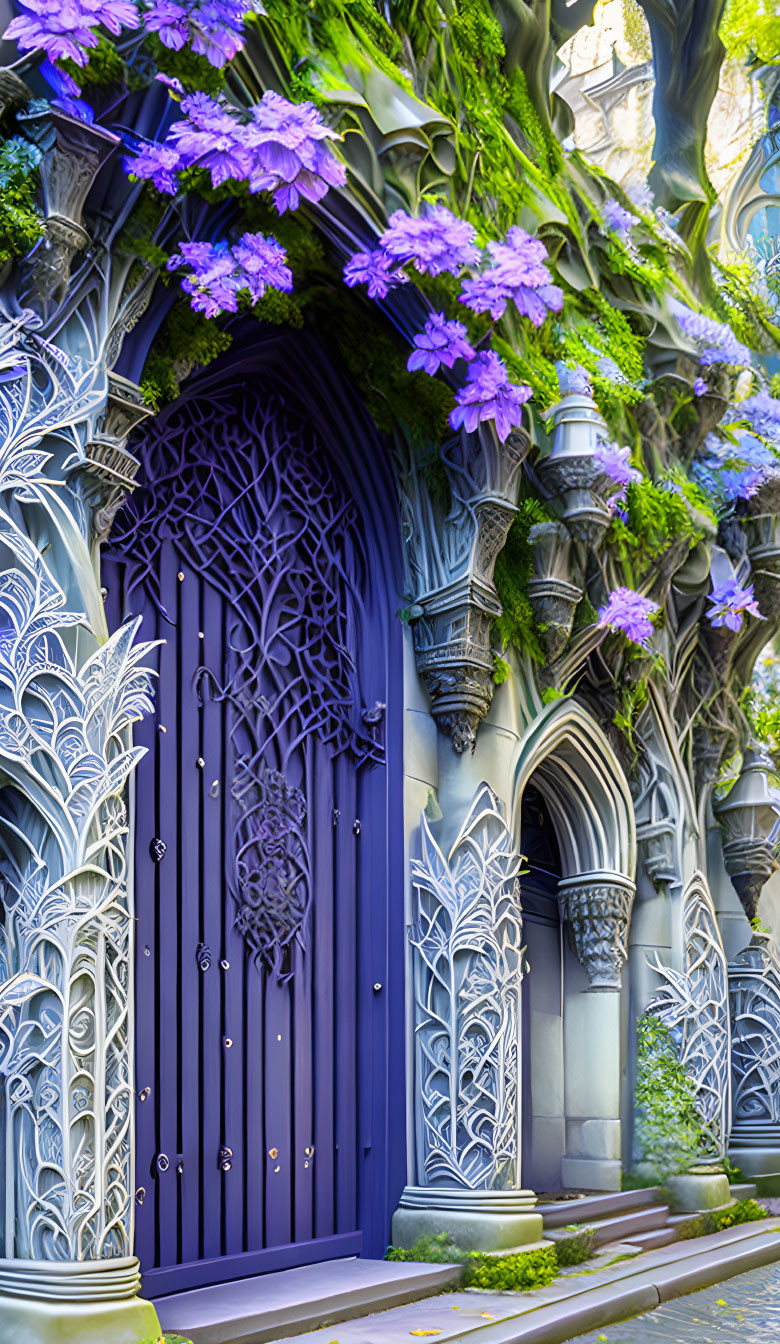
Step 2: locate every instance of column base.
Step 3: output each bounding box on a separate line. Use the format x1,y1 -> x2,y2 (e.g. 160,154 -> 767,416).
665,1167 -> 732,1212
730,1125 -> 780,1193
0,1256 -> 160,1344
391,1186 -> 543,1253
561,1156 -> 621,1191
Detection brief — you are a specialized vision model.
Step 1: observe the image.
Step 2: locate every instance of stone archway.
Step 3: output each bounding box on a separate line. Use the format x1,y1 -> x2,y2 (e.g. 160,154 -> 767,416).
511,699 -> 636,1191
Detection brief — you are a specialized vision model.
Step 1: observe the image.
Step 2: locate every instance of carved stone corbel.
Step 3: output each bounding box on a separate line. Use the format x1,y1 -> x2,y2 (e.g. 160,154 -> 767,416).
69,374 -> 151,543
637,818 -> 676,890
527,519 -> 583,662
558,871 -> 636,990
404,424 -> 529,752
536,372 -> 615,552
715,744 -> 780,922
17,106 -> 119,309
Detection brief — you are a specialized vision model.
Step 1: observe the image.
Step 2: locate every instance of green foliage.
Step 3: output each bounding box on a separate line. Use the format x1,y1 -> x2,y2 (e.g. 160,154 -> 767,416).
721,0 -> 780,64
552,1227 -> 596,1266
492,500 -> 551,662
61,33 -> 127,87
145,34 -> 227,93
465,1245 -> 557,1291
676,1199 -> 768,1240
140,300 -> 233,410
607,476 -> 715,583
493,655 -> 511,685
0,137 -> 43,267
386,1233 -> 558,1291
633,1014 -> 711,1182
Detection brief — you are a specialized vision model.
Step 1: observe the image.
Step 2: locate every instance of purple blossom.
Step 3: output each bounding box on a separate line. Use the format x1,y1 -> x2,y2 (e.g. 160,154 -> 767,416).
694,377 -> 708,396
343,249 -> 407,300
167,232 -> 292,317
6,0 -> 139,96
407,312 -> 475,376
380,205 -> 480,278
459,226 -> 562,324
448,350 -> 531,443
671,299 -> 751,368
694,428 -> 775,505
146,0 -> 255,65
151,90 -> 346,208
735,389 -> 780,446
597,587 -> 659,645
602,197 -> 639,238
594,439 -> 641,486
124,140 -> 180,193
706,580 -> 765,632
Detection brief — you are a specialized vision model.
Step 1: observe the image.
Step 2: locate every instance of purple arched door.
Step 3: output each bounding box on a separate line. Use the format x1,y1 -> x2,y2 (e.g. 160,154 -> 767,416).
103,349 -> 405,1296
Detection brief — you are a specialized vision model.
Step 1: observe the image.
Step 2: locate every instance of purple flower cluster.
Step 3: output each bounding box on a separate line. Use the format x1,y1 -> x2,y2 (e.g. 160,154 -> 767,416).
124,90 -> 346,212
146,0 -> 256,66
594,439 -> 641,487
597,587 -> 659,645
459,226 -> 563,325
706,580 -> 764,633
380,205 -> 480,278
694,429 -> 775,505
672,300 -> 752,368
736,389 -> 780,446
7,0 -> 139,102
166,231 -> 292,317
602,198 -> 639,239
448,350 -> 531,443
343,249 -> 407,300
407,312 -> 474,376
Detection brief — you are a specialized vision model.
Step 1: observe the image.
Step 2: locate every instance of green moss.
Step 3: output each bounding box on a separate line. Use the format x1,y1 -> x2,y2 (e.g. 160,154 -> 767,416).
140,299 -> 233,410
492,500 -> 551,663
386,1233 -> 558,1292
61,33 -> 127,88
552,1227 -> 596,1266
676,1199 -> 767,1240
145,34 -> 227,94
607,477 -> 712,581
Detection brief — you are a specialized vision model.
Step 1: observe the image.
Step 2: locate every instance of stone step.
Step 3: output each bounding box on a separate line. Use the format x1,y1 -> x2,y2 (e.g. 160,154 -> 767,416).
153,1257 -> 462,1344
537,1187 -> 662,1229
729,1182 -> 759,1200
623,1226 -> 678,1251
584,1204 -> 671,1247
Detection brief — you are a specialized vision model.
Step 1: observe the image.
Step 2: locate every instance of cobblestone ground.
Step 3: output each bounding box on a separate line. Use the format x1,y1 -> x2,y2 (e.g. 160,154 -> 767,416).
571,1261 -> 780,1342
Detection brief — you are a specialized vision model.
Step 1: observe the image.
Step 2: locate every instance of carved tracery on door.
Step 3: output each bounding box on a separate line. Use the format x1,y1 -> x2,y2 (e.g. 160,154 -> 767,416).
107,382 -> 383,980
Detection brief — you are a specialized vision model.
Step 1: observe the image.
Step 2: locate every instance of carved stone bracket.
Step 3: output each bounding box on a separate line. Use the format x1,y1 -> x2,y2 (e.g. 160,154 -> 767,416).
404,424 -> 530,752
637,818 -> 677,890
715,744 -> 780,922
17,106 -> 119,310
558,871 -> 635,991
536,374 -> 615,551
70,374 -> 151,542
527,519 -> 583,662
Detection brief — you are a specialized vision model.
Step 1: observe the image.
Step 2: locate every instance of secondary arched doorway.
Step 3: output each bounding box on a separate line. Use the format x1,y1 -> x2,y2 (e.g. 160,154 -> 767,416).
512,699 -> 636,1192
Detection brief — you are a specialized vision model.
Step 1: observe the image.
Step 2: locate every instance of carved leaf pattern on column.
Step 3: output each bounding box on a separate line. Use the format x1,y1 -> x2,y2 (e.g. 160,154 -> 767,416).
729,940 -> 780,1127
104,382 -> 380,979
648,872 -> 731,1158
410,784 -> 524,1189
0,325 -> 155,1261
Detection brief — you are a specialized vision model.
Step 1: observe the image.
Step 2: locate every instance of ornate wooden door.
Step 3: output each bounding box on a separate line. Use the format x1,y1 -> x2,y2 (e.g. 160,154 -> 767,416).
103,360 -> 404,1295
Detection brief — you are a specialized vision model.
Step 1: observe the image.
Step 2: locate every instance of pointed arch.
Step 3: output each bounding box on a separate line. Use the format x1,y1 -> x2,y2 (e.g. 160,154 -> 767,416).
510,698 -> 636,881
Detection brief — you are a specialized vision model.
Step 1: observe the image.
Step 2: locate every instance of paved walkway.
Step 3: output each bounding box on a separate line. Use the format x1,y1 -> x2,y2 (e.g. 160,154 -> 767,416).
572,1259 -> 780,1342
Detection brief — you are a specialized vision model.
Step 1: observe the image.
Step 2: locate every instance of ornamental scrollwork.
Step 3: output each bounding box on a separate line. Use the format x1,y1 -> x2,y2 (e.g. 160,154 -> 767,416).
648,872 -> 731,1159
106,379 -> 380,978
410,783 -> 524,1189
729,939 -> 780,1132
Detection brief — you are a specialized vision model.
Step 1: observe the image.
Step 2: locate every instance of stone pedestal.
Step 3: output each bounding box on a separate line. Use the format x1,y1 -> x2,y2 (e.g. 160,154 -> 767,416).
562,980 -> 622,1190
665,1168 -> 732,1212
392,1188 -> 543,1253
0,1258 -> 159,1344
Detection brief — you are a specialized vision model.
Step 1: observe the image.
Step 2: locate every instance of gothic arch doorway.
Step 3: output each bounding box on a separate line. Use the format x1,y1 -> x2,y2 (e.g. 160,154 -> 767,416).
512,700 -> 636,1191
103,336 -> 405,1294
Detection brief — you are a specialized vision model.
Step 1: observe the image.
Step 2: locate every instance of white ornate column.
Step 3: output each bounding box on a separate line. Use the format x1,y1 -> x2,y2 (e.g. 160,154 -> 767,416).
392,784 -> 542,1251
728,937 -> 780,1189
558,871 -> 635,1190
0,99 -> 161,1339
